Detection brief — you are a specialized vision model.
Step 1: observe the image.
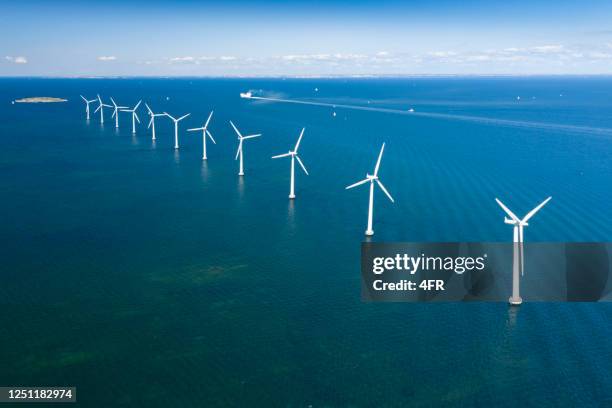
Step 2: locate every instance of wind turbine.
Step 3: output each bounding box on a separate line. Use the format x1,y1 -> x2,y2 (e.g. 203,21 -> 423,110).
345,143 -> 394,236
230,121 -> 261,176
187,111 -> 216,160
110,97 -> 128,128
121,100 -> 142,134
145,103 -> 165,141
80,95 -> 97,120
94,94 -> 112,124
164,112 -> 191,149
271,128 -> 308,199
495,196 -> 552,305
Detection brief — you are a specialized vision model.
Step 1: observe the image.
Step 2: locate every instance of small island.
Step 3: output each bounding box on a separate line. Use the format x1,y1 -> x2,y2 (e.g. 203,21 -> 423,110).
13,97 -> 68,103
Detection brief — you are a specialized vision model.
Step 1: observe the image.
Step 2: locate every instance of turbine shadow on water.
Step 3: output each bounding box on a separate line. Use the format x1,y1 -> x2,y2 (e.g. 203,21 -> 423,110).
287,200 -> 296,228
237,175 -> 245,198
506,305 -> 519,330
200,161 -> 209,183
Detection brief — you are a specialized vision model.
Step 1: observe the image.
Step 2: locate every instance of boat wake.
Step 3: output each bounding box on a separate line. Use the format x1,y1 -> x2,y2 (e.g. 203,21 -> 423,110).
247,95 -> 612,136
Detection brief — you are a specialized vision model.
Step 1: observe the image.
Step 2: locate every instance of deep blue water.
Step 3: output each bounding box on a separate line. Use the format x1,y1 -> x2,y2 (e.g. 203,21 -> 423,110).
0,77 -> 611,407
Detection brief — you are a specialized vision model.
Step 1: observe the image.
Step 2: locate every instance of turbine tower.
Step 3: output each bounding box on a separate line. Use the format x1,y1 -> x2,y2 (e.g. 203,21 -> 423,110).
94,95 -> 112,124
271,128 -> 309,199
80,95 -> 97,120
187,111 -> 216,160
230,121 -> 261,176
495,196 -> 552,306
110,97 -> 128,128
345,143 -> 394,236
164,112 -> 191,149
145,103 -> 165,141
121,100 -> 142,134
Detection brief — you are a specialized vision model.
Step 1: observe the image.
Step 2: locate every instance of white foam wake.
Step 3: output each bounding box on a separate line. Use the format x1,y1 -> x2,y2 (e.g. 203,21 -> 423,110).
248,95 -> 612,136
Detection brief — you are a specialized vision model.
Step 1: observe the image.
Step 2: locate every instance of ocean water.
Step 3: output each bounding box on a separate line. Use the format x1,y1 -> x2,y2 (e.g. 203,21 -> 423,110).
0,77 -> 611,407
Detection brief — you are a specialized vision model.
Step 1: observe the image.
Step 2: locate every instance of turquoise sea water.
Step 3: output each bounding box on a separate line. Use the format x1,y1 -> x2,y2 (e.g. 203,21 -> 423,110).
0,77 -> 611,406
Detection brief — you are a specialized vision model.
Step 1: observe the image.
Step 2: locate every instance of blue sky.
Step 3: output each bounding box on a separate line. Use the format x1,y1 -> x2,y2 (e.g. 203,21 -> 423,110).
2,0 -> 612,76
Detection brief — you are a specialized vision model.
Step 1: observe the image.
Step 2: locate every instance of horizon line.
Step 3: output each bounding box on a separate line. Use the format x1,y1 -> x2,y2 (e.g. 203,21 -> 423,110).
3,73 -> 612,79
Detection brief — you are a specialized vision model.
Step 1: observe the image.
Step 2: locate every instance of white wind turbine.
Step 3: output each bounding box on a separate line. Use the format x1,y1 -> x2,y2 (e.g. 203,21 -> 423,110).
164,112 -> 191,149
110,97 -> 128,128
271,128 -> 308,199
145,103 -> 165,141
230,121 -> 261,176
80,95 -> 97,120
346,143 -> 394,236
94,94 -> 112,124
121,100 -> 142,134
495,196 -> 552,305
187,111 -> 216,160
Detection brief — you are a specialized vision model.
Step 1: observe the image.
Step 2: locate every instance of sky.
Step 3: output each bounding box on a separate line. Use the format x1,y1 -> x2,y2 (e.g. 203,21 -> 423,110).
2,0 -> 612,76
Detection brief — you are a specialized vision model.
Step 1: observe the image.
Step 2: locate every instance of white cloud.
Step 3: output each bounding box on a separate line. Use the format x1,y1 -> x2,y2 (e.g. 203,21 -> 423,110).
278,53 -> 367,63
170,56 -> 195,62
166,56 -> 239,64
135,44 -> 612,74
97,56 -> 117,61
5,56 -> 27,64
428,51 -> 458,58
588,51 -> 612,59
530,45 -> 564,53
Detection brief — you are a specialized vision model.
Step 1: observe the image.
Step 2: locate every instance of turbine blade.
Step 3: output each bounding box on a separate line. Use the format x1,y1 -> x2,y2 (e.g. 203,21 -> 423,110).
112,109 -> 116,118
204,110 -> 214,128
373,142 -> 385,176
134,100 -> 141,110
206,129 -> 216,144
242,134 -> 261,140
177,113 -> 190,121
187,127 -> 203,132
110,97 -> 117,107
376,179 -> 394,203
235,141 -> 242,160
345,178 -> 369,190
296,155 -> 309,175
145,102 -> 152,114
134,112 -> 140,123
272,152 -> 291,159
294,128 -> 305,152
522,197 -> 552,223
519,226 -> 525,276
163,112 -> 174,120
80,95 -> 87,102
148,116 -> 153,129
229,121 -> 242,138
94,105 -> 101,113
495,198 -> 520,222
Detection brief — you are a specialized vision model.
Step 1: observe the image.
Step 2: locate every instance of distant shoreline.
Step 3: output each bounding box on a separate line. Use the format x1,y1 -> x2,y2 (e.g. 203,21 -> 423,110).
13,97 -> 67,103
